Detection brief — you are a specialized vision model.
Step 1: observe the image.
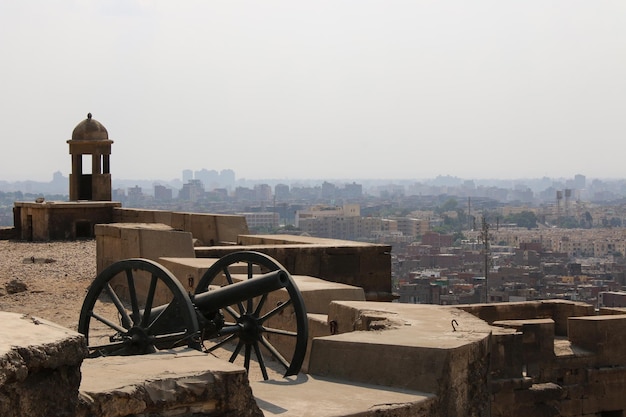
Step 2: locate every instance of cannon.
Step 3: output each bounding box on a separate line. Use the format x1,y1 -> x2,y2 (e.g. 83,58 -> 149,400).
78,251 -> 308,380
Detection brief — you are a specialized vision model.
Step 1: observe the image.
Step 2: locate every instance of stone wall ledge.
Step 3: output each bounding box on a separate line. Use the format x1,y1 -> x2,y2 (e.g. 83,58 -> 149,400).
0,311 -> 87,417
307,302 -> 494,417
78,349 -> 262,417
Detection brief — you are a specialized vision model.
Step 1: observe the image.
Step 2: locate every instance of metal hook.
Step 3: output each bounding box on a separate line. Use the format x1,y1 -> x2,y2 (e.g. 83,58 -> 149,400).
451,319 -> 459,332
329,320 -> 338,335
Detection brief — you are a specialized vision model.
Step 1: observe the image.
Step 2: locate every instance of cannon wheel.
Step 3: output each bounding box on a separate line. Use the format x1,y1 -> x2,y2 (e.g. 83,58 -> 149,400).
78,259 -> 200,357
195,251 -> 308,380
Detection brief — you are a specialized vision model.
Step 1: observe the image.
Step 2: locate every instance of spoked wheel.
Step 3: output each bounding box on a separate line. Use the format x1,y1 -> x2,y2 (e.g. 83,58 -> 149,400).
194,251 -> 308,380
78,259 -> 200,358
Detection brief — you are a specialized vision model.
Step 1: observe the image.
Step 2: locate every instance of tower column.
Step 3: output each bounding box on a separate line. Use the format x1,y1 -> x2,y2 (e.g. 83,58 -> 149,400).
69,154 -> 82,201
92,153 -> 101,175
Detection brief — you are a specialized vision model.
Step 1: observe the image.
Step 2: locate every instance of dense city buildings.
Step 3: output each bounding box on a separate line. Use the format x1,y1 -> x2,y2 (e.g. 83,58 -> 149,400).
5,169 -> 626,310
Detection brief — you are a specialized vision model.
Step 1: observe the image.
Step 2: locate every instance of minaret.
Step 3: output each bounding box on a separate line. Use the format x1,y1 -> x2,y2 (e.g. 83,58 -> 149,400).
67,113 -> 113,201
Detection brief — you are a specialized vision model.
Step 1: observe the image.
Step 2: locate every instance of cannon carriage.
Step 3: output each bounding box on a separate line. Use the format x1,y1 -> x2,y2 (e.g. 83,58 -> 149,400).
78,251 -> 308,380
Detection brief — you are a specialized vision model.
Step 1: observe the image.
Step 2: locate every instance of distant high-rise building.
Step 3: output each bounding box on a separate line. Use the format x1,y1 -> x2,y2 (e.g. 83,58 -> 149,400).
344,182 -> 363,199
275,183 -> 290,200
154,184 -> 172,201
182,169 -> 193,183
195,169 -> 219,190
179,179 -> 204,202
321,181 -> 337,200
234,186 -> 255,201
254,184 -> 272,202
574,174 -> 586,190
220,169 -> 235,188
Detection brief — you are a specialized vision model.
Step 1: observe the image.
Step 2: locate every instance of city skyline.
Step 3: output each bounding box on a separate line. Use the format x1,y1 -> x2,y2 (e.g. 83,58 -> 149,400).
0,169 -> 604,198
1,2 -> 625,182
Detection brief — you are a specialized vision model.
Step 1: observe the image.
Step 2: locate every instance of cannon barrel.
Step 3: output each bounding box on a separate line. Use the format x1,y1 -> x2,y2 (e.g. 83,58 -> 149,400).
144,269 -> 289,334
191,269 -> 289,312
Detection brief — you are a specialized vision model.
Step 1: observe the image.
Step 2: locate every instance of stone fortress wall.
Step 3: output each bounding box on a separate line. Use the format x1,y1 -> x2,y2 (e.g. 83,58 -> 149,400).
4,219 -> 626,416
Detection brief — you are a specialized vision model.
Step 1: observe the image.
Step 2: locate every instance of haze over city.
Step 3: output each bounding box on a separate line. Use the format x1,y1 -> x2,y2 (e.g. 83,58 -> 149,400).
1,1 -> 625,183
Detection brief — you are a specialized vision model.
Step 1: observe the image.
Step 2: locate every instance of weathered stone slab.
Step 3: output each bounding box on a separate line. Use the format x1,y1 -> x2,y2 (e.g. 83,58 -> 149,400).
0,311 -> 87,417
78,348 -> 262,417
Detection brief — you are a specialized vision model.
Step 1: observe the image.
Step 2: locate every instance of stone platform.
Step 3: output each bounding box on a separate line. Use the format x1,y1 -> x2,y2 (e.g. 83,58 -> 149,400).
79,348 -> 434,417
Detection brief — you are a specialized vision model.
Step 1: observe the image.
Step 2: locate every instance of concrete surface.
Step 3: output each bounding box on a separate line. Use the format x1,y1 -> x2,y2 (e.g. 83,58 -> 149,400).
251,374 -> 435,417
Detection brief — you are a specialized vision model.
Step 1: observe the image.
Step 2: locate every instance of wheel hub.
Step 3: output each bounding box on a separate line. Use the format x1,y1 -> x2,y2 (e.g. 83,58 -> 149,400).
125,326 -> 155,354
238,314 -> 262,344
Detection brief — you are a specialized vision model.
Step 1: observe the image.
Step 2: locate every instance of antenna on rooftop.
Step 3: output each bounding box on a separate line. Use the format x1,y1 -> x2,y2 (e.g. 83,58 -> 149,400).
479,216 -> 493,304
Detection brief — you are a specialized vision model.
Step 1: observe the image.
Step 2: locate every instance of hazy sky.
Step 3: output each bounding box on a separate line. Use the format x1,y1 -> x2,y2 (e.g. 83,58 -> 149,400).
1,1 -> 625,182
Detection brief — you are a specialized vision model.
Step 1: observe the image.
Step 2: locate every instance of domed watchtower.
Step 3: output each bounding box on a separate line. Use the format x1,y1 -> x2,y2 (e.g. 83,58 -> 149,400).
67,113 -> 114,201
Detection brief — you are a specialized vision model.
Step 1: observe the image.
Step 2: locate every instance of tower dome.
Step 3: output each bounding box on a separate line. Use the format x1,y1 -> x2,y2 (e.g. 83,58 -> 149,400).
71,113 -> 108,141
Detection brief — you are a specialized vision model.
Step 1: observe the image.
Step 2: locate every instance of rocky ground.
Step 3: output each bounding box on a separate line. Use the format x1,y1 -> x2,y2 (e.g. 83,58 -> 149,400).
0,239 -> 96,331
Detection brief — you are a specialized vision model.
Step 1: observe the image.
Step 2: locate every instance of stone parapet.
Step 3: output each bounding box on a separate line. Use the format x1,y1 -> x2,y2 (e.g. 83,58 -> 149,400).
196,235 -> 392,300
95,223 -> 195,273
78,349 -> 262,417
493,318 -> 555,381
568,314 -> 626,367
0,312 -> 87,417
113,208 -> 248,245
307,302 -> 493,417
458,300 -> 594,336
0,226 -> 16,240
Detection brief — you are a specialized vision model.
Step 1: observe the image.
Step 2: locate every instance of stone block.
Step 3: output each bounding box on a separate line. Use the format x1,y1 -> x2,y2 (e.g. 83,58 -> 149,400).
203,235 -> 393,300
569,315 -> 626,366
158,257 -> 221,291
308,302 -> 493,417
214,214 -> 248,243
301,313 -> 331,373
493,318 -> 555,380
263,276 -> 364,373
158,257 -> 257,290
96,223 -> 195,273
459,300 -> 593,336
0,312 -> 87,417
290,275 -> 365,315
558,398 -> 583,416
78,349 -> 262,417
138,228 -> 195,260
489,331 -> 524,380
185,213 -> 218,246
549,300 -> 594,336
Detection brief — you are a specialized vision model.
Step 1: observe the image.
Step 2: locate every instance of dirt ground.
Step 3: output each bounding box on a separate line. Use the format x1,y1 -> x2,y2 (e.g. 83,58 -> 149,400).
0,239 -> 96,331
